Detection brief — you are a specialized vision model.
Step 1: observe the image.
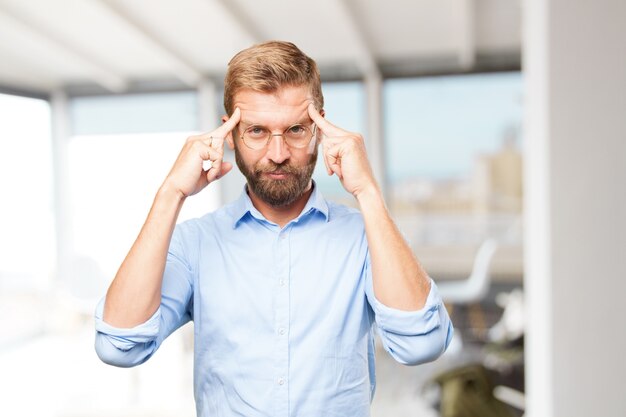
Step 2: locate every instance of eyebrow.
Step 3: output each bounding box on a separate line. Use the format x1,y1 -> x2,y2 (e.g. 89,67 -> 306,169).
240,117 -> 313,128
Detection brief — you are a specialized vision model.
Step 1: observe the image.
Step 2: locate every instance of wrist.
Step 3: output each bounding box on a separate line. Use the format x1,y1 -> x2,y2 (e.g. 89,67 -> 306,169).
157,181 -> 187,204
355,183 -> 384,208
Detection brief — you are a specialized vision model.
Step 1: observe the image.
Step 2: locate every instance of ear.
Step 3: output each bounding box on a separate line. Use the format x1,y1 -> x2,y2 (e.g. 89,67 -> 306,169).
222,114 -> 236,150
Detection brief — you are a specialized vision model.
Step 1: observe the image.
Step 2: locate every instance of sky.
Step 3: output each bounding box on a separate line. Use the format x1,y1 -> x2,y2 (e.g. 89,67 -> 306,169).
384,72 -> 523,181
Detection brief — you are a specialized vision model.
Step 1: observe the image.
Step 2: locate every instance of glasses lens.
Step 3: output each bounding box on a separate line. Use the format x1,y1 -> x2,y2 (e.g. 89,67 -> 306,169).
284,124 -> 313,148
243,126 -> 270,149
241,124 -> 315,149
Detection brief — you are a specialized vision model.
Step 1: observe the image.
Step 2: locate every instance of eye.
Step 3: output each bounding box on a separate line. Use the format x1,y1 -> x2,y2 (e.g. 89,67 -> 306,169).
245,126 -> 268,139
286,124 -> 307,137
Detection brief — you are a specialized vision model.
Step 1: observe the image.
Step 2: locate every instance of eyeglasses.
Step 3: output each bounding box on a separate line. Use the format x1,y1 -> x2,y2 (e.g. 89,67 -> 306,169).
239,123 -> 317,150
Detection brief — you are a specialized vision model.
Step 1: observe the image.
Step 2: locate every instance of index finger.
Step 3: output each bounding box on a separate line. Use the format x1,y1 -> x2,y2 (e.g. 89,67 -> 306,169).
307,103 -> 346,137
212,107 -> 241,140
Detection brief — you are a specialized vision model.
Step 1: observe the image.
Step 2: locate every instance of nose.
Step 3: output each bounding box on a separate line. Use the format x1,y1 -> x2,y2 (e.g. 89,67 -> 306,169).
265,134 -> 291,164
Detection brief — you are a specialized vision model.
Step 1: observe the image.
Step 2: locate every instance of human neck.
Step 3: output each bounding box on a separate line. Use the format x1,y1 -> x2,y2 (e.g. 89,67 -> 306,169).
247,183 -> 314,228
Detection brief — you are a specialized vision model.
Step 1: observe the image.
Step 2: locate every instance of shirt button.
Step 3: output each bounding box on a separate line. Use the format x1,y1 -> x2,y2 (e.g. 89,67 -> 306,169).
277,377 -> 285,385
279,279 -> 285,286
280,233 -> 287,240
278,328 -> 285,335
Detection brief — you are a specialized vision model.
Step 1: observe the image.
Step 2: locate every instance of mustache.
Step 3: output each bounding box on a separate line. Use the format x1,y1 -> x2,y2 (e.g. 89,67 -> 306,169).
254,162 -> 300,175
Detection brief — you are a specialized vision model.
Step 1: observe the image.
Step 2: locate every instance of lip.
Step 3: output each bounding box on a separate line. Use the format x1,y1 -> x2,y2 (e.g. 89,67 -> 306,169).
265,171 -> 290,179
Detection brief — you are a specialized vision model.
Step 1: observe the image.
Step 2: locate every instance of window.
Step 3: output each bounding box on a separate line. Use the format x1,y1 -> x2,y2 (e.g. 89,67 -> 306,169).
385,73 -> 523,241
0,93 -> 53,291
67,92 -> 207,281
384,72 -> 523,277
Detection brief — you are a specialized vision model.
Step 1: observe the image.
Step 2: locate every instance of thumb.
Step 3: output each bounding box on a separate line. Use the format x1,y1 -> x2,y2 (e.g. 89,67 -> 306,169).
216,162 -> 233,180
206,161 -> 233,183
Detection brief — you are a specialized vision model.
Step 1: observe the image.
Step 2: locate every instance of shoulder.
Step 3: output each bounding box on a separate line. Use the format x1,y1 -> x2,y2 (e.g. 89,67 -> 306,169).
168,206 -> 230,260
175,202 -> 236,237
322,200 -> 369,257
327,200 -> 362,220
325,200 -> 365,231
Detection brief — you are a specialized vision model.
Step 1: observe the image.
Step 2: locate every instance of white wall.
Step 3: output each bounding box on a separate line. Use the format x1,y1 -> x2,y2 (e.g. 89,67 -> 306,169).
524,1 -> 626,416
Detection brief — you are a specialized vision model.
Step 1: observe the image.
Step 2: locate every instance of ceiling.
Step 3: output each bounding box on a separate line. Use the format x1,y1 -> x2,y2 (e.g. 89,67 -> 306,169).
0,0 -> 521,97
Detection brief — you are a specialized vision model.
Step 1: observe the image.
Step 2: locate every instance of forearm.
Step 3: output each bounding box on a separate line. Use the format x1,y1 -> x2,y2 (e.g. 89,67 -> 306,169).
356,186 -> 431,311
103,184 -> 185,327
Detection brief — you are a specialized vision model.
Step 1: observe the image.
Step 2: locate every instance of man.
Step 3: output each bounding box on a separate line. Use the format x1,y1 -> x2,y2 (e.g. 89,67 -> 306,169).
95,41 -> 453,416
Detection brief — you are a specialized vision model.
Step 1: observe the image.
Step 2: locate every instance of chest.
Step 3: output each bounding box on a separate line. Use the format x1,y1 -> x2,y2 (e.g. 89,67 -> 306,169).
191,224 -> 369,345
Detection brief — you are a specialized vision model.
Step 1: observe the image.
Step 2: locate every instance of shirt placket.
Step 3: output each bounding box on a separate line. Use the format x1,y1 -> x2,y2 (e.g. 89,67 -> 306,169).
274,226 -> 291,416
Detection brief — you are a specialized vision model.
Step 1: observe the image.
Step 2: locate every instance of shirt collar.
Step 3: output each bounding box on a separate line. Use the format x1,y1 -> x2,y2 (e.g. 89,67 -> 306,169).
231,181 -> 329,229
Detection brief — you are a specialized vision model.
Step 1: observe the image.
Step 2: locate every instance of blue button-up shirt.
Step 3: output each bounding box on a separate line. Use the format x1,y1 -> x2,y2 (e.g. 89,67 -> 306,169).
95,185 -> 453,417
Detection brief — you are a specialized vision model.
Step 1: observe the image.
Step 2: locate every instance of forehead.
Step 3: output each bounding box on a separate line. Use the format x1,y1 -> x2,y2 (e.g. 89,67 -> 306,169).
233,85 -> 313,126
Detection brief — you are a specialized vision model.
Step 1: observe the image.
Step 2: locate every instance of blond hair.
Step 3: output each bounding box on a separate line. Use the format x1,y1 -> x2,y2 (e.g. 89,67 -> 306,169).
223,41 -> 323,115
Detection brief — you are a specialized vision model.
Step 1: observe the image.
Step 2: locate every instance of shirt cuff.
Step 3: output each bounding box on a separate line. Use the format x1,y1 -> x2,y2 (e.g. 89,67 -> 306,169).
94,297 -> 161,351
371,278 -> 443,337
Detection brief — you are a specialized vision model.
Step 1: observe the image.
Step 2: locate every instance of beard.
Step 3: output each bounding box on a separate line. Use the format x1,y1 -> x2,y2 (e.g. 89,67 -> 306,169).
235,147 -> 317,207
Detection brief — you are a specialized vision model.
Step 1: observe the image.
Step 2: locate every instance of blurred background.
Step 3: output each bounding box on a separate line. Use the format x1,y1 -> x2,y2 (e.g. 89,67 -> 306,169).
0,1 -> 623,416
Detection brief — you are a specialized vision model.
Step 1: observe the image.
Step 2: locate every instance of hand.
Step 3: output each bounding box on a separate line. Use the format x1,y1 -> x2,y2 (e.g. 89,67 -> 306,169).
307,103 -> 378,198
162,108 -> 241,198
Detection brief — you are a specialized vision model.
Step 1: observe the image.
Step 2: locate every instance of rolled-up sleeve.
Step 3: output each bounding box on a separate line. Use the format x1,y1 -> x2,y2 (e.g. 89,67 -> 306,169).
94,299 -> 162,367
94,227 -> 194,368
365,259 -> 454,366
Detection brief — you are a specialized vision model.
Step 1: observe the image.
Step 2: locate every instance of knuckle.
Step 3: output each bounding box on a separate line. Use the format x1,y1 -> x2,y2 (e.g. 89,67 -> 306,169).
186,135 -> 200,143
346,135 -> 363,148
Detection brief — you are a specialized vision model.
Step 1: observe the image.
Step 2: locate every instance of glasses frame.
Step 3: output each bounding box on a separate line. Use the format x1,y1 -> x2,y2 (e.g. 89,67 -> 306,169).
239,123 -> 318,150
